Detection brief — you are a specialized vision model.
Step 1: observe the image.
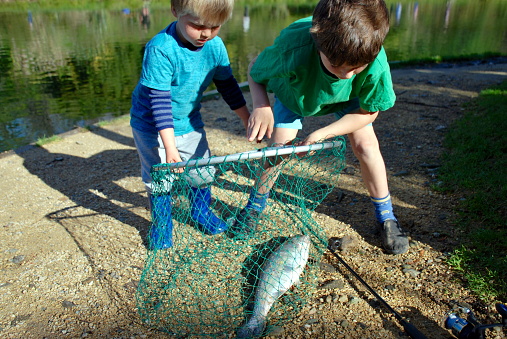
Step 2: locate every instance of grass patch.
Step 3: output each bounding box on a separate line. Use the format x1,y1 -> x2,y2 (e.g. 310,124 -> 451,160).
437,81 -> 507,301
388,53 -> 504,69
35,135 -> 63,147
96,115 -> 130,127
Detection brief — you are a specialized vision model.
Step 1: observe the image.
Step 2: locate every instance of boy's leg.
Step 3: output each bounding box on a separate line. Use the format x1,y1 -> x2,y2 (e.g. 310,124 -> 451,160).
132,128 -> 174,249
178,129 -> 228,234
348,125 -> 409,254
230,99 -> 300,238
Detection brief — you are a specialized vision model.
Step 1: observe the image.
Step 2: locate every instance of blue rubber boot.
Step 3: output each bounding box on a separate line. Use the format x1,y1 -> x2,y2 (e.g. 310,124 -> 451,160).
189,187 -> 228,235
148,194 -> 173,249
230,190 -> 269,239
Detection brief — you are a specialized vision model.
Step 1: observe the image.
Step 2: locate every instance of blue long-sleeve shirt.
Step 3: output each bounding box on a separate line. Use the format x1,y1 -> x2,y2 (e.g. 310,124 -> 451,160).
130,21 -> 245,135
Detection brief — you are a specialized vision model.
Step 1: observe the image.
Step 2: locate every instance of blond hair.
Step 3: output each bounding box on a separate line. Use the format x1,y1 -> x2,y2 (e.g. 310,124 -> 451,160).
310,0 -> 390,66
172,0 -> 234,26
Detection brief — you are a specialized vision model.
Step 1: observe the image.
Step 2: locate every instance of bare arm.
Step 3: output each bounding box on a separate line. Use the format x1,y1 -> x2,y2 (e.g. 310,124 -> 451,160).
247,57 -> 274,142
159,128 -> 183,172
303,108 -> 379,144
233,105 -> 251,131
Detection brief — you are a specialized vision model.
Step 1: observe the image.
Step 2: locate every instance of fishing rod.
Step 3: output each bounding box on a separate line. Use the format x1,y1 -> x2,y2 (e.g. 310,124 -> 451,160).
278,201 -> 428,339
326,237 -> 428,339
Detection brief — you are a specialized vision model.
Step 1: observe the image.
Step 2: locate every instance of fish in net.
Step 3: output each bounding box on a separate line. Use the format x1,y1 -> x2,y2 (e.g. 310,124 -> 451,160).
136,136 -> 346,338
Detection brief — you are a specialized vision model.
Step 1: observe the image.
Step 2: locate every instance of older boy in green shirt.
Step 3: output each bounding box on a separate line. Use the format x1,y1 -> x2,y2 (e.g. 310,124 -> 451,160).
233,0 -> 409,254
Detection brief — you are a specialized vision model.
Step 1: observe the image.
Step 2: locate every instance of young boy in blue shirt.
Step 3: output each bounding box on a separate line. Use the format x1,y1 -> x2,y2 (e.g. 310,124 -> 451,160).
233,0 -> 409,254
131,0 -> 250,249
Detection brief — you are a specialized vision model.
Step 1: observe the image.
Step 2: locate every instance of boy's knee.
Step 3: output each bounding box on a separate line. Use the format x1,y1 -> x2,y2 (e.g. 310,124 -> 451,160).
351,138 -> 380,159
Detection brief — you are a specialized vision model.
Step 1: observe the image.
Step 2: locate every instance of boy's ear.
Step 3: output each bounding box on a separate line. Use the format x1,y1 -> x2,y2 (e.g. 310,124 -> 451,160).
171,6 -> 178,18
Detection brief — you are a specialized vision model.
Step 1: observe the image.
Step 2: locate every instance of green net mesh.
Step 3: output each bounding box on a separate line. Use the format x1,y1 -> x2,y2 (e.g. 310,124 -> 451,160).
136,136 -> 347,338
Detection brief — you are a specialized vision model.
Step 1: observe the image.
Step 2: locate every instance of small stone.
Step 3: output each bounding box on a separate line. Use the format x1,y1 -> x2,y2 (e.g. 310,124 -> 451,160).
339,235 -> 358,252
339,319 -> 350,328
403,268 -> 421,278
348,296 -> 361,305
318,279 -> 345,290
319,262 -> 337,273
10,255 -> 25,264
82,277 -> 94,285
62,300 -> 77,308
393,170 -> 410,176
305,318 -> 319,325
10,314 -> 31,326
267,326 -> 284,337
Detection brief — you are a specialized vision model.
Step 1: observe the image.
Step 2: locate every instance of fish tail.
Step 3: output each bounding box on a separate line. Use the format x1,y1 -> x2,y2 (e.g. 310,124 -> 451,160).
236,315 -> 267,339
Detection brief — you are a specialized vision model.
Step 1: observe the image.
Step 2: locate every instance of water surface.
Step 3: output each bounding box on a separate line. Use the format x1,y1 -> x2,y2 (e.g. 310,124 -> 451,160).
0,0 -> 506,152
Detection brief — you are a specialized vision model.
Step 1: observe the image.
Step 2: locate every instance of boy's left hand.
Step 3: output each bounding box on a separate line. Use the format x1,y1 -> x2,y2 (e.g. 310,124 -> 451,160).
247,106 -> 274,143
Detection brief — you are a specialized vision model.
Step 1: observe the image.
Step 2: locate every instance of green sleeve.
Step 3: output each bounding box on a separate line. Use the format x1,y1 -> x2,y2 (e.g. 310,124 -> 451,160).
355,49 -> 396,112
250,45 -> 292,86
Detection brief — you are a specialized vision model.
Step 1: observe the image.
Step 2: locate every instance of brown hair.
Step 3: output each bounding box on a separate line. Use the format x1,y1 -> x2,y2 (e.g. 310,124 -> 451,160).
171,0 -> 234,26
310,0 -> 390,66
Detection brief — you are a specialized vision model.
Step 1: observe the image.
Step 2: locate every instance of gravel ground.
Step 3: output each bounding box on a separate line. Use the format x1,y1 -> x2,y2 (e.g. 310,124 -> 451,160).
0,59 -> 506,339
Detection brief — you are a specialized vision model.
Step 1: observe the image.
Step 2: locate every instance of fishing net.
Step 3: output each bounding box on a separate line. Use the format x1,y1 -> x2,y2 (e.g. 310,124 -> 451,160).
136,136 -> 347,338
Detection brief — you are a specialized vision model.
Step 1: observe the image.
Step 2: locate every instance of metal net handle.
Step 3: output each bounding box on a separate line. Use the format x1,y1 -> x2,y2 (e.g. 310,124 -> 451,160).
152,140 -> 344,170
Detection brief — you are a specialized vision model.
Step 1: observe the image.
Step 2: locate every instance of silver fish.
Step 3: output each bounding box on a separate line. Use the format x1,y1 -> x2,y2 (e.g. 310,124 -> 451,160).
236,234 -> 311,338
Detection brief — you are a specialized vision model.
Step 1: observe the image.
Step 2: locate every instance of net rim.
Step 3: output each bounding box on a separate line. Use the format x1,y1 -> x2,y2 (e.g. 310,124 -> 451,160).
152,140 -> 344,170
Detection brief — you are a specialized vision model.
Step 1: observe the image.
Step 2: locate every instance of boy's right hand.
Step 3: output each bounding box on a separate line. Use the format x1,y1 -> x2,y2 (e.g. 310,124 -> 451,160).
165,148 -> 184,173
247,106 -> 274,143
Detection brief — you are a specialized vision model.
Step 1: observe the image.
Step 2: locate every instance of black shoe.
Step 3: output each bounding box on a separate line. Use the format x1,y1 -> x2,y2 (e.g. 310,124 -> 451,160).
229,208 -> 261,239
378,219 -> 409,254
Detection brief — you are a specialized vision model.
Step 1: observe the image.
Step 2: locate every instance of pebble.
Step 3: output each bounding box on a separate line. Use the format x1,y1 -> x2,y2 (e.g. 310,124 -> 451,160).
10,314 -> 31,326
337,295 -> 348,303
393,170 -> 410,176
348,296 -> 361,305
319,262 -> 337,273
10,255 -> 25,264
318,279 -> 345,290
305,318 -> 319,325
62,300 -> 77,308
339,319 -> 350,328
267,325 -> 284,337
338,235 -> 358,252
403,268 -> 421,278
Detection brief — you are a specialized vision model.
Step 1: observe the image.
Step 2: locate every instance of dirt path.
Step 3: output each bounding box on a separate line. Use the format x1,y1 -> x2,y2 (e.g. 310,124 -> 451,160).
1,60 -> 506,339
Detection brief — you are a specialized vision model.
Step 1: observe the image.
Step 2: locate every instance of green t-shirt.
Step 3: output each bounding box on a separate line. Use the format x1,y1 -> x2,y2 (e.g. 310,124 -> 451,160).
250,17 -> 396,117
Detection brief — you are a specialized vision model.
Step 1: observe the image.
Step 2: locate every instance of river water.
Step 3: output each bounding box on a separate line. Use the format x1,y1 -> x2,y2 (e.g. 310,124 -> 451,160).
0,0 -> 506,152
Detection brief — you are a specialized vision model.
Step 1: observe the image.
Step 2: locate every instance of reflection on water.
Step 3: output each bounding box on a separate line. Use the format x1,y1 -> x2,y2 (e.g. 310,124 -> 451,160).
0,1 -> 506,152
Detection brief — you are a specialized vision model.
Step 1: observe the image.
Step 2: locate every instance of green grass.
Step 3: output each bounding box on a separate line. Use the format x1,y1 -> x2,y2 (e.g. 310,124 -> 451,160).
436,81 -> 507,301
95,115 -> 130,127
35,135 -> 63,146
388,53 -> 504,69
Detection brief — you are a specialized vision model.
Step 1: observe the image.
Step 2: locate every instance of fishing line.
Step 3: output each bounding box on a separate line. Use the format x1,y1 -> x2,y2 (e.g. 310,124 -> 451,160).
277,200 -> 428,339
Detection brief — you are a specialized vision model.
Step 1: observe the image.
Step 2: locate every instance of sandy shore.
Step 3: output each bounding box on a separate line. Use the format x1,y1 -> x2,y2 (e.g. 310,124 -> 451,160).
1,60 -> 506,338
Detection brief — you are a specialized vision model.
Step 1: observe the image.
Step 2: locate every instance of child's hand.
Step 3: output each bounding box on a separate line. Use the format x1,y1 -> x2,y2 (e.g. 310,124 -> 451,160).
247,107 -> 274,143
165,150 -> 184,173
293,139 -> 316,157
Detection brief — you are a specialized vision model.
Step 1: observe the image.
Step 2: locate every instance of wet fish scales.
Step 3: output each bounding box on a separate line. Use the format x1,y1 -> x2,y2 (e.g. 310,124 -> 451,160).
236,234 -> 311,338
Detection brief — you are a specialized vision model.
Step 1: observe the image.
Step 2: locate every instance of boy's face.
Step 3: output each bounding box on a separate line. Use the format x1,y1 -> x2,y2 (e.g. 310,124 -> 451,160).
173,10 -> 221,48
319,52 -> 368,80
